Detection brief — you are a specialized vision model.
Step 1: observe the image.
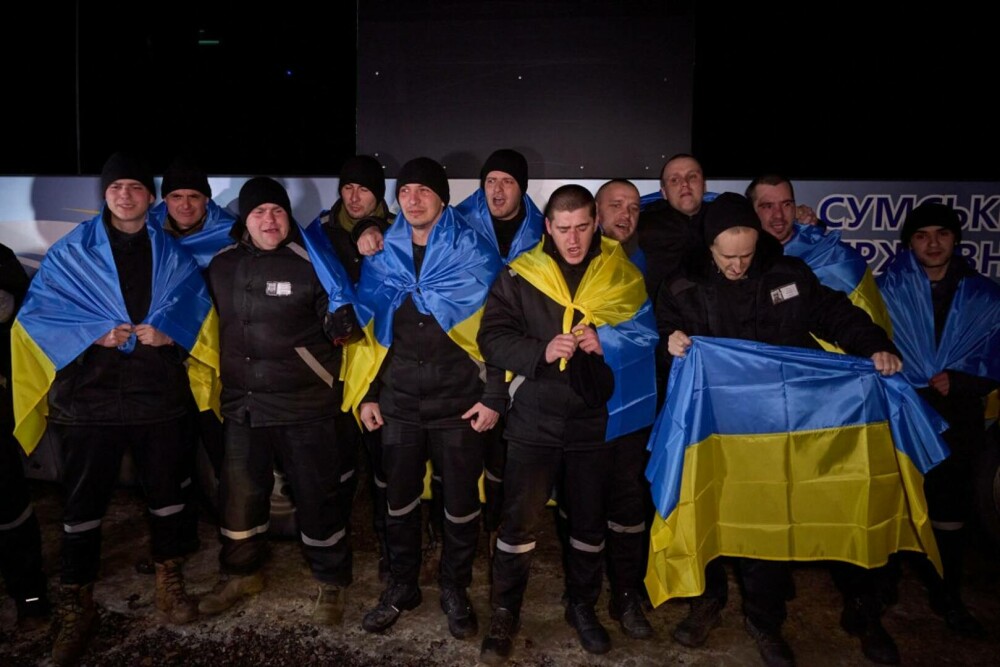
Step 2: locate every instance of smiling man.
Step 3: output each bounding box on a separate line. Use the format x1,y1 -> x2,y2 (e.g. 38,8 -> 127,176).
201,177 -> 361,628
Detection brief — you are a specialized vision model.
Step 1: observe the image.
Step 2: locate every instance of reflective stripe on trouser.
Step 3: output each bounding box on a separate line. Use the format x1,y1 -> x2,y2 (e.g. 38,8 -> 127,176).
492,442 -> 614,612
220,417 -> 353,585
381,418 -> 484,589
53,421 -> 189,585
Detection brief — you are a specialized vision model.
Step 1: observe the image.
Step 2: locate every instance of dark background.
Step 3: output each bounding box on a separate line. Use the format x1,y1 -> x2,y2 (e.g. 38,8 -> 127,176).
3,2 -> 996,180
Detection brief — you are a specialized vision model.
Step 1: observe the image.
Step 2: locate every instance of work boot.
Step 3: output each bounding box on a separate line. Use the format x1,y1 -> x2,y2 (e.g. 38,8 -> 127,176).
672,596 -> 723,647
565,601 -> 611,654
440,586 -> 478,639
930,589 -> 987,639
311,583 -> 345,626
362,582 -> 422,633
197,572 -> 265,616
840,597 -> 900,664
52,583 -> 98,667
744,616 -> 795,667
154,558 -> 198,625
609,589 -> 654,640
479,607 -> 519,665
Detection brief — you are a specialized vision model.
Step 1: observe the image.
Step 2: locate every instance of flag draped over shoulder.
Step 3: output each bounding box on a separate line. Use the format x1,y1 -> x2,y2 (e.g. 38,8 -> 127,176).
11,212 -> 221,454
150,199 -> 237,270
341,207 -> 502,415
297,215 -> 358,314
877,250 -> 1000,387
509,236 -> 659,440
644,336 -> 949,606
454,189 -> 544,263
784,223 -> 893,350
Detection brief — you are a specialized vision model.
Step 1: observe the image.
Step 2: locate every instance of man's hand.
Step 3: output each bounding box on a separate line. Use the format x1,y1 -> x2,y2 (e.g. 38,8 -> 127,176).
545,332 -> 579,364
462,402 -> 499,432
796,204 -> 820,226
95,323 -> 133,348
134,324 -> 174,347
360,402 -> 384,431
871,351 -> 903,376
357,227 -> 384,256
572,324 -> 603,355
667,330 -> 692,358
929,371 -> 950,396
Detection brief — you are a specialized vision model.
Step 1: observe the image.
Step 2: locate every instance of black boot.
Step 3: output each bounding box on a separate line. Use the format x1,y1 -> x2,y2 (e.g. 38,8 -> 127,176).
928,527 -> 987,639
565,602 -> 611,654
840,596 -> 900,664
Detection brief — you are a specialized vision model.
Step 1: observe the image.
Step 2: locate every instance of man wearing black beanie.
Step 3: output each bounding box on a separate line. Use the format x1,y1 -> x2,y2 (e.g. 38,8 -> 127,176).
452,148 -> 546,565
878,202 -> 998,641
355,157 -> 507,640
151,158 -> 236,251
21,151 -> 210,664
201,176 -> 361,628
657,192 -> 904,667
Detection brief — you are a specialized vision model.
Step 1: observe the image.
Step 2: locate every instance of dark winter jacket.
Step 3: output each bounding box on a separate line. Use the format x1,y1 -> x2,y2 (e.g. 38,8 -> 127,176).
208,221 -> 355,425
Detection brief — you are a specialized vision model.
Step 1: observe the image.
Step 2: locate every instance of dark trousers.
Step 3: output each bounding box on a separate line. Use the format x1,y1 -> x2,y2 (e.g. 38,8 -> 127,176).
380,419 -> 483,590
606,428 -> 651,596
53,420 -> 192,585
492,442 -> 614,613
701,557 -> 791,634
0,429 -> 47,603
218,417 -> 352,586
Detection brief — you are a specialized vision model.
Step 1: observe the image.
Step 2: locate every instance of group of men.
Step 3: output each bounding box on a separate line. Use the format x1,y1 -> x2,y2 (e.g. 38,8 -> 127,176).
2,149 -> 996,667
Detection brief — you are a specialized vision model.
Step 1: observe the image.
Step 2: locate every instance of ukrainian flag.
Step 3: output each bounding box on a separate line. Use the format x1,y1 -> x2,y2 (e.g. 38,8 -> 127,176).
11,212 -> 221,455
297,214 -> 359,315
149,199 -> 237,270
454,189 -> 544,263
341,207 -> 502,417
508,236 -> 659,439
877,250 -> 1000,388
785,223 -> 893,350
644,337 -> 949,606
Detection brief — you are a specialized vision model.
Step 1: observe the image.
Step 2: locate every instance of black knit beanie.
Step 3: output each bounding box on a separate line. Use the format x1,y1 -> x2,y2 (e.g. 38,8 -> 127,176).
101,152 -> 155,196
479,149 -> 528,195
395,157 -> 450,205
901,202 -> 963,245
702,192 -> 761,246
338,155 -> 386,203
239,177 -> 292,221
161,157 -> 212,198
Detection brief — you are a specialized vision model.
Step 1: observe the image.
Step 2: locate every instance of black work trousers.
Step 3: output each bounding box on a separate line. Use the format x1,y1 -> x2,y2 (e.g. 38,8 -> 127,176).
492,441 -> 614,613
380,419 -> 484,590
218,417 -> 353,586
53,420 -> 193,585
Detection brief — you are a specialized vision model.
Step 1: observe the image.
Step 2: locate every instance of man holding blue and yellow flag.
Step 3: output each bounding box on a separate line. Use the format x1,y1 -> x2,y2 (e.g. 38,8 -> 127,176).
11,152 -> 220,666
653,192 -> 924,667
350,158 -> 506,639
477,185 -> 658,664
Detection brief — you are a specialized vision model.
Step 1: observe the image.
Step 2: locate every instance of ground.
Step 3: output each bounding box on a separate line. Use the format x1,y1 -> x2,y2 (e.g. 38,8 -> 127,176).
2,477 -> 999,667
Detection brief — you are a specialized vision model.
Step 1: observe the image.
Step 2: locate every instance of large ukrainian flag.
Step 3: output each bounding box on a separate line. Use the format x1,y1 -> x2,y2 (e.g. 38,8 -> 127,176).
11,212 -> 221,454
508,236 -> 659,439
341,207 -> 502,417
644,337 -> 949,606
297,214 -> 359,315
785,223 -> 893,350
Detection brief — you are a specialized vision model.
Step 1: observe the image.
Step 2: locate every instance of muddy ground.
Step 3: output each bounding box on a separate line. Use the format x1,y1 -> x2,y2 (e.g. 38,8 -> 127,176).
2,473 -> 999,667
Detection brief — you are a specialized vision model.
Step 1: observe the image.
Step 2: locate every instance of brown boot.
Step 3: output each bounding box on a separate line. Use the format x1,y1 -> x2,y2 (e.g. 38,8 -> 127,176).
197,572 -> 265,616
154,558 -> 198,624
52,583 -> 98,667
